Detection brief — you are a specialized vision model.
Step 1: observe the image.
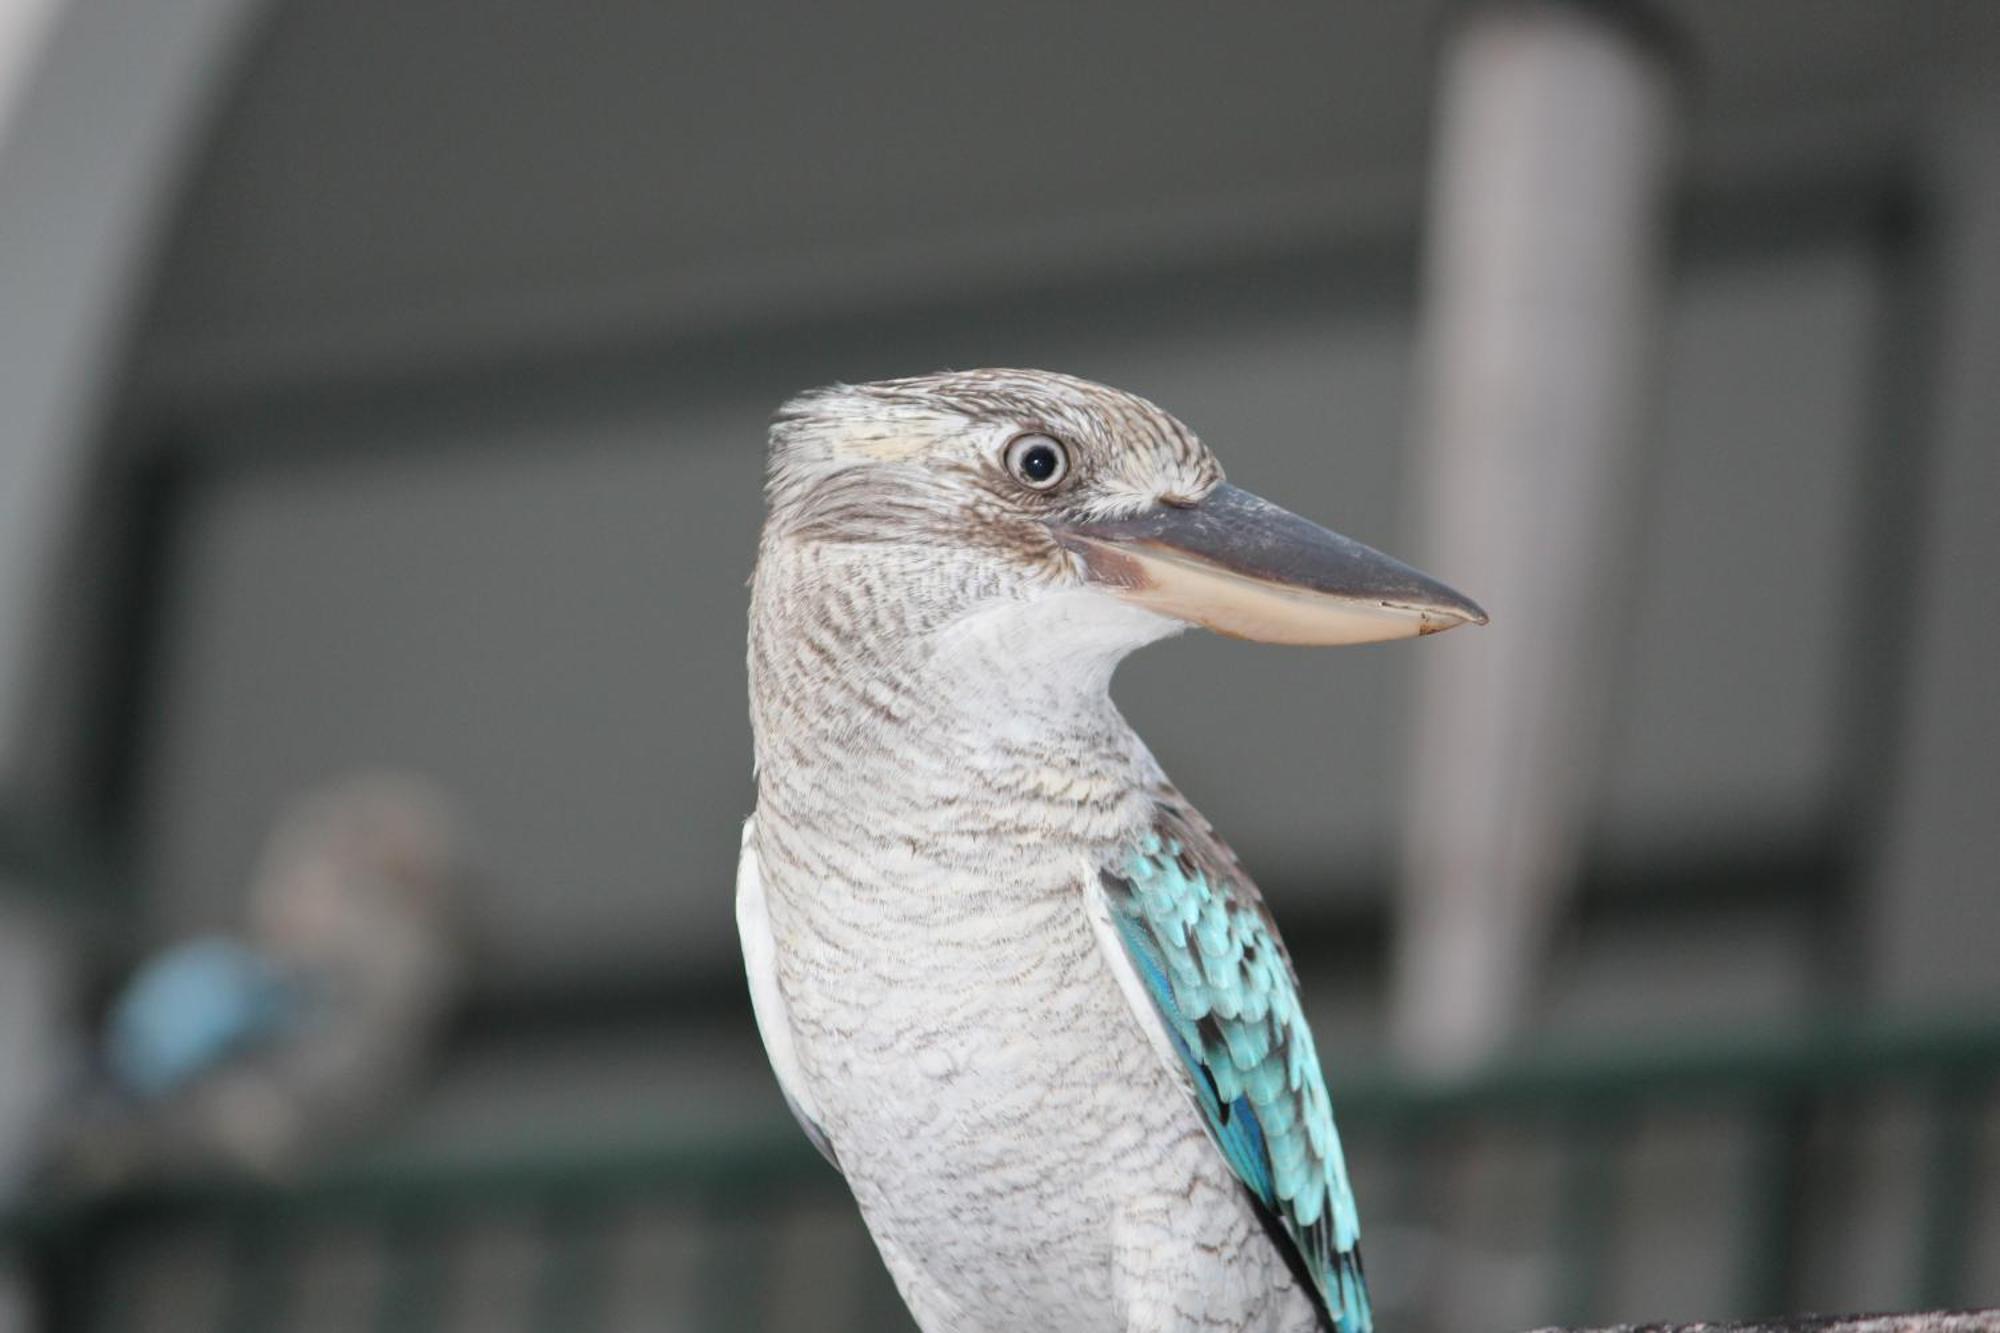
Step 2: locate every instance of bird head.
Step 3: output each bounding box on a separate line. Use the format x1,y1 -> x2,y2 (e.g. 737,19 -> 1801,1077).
761,369 -> 1484,668
249,772 -> 465,962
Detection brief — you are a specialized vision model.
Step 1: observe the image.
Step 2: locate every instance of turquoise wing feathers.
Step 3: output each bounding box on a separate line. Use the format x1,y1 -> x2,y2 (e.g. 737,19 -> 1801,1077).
105,937 -> 306,1100
1097,804 -> 1370,1333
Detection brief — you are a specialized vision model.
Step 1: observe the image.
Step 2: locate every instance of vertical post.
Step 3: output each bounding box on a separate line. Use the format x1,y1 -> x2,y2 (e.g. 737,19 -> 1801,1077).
375,1213 -> 450,1333
0,13 -> 81,1326
1867,91 -> 2000,1012
0,1249 -> 37,1333
1738,1098 -> 1811,1320
534,1201 -> 604,1333
222,1210 -> 291,1333
1393,1 -> 1683,1072
1913,1078 -> 1981,1311
1552,1111 -> 1625,1327
0,900 -> 76,1333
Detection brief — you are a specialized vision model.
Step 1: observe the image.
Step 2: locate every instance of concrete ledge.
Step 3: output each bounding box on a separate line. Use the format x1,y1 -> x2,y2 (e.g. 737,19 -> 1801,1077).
1542,1314 -> 2000,1333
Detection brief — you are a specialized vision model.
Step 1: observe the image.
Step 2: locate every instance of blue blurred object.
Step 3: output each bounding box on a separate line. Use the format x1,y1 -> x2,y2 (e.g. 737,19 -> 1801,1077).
104,937 -> 305,1102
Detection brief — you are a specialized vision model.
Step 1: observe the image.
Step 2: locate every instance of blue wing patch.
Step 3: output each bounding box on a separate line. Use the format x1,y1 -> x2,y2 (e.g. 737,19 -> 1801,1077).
1100,805 -> 1371,1333
106,937 -> 306,1101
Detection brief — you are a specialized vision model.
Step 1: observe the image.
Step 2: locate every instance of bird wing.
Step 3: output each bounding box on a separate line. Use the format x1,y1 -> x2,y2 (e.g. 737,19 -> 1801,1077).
1087,801 -> 1370,1333
105,937 -> 307,1101
735,816 -> 839,1169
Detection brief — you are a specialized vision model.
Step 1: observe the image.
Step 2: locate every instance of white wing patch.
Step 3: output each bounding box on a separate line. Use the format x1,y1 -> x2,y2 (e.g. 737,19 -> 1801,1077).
736,816 -> 838,1168
1086,873 -> 1203,1107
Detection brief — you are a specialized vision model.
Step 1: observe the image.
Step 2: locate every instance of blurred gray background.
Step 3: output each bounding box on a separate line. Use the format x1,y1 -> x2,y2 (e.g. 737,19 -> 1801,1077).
1,2 -> 1998,1330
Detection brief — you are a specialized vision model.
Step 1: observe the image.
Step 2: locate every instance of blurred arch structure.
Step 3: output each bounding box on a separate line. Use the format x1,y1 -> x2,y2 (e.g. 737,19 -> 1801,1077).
0,0 -> 266,817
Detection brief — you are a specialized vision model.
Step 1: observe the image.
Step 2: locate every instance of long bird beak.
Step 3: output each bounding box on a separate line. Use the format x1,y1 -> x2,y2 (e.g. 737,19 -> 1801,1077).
1055,484 -> 1487,645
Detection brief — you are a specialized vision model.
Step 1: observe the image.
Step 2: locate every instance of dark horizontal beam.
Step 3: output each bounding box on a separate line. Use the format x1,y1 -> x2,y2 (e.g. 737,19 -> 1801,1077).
133,167 -> 1904,469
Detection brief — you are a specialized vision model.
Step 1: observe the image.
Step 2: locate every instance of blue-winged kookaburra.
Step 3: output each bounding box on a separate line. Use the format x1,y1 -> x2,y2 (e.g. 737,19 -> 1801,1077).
62,773 -> 466,1188
741,370 -> 1485,1332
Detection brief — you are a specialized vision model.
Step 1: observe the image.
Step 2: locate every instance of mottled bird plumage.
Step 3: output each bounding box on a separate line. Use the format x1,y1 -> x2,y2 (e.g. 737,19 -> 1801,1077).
58,773 -> 467,1189
743,370 -> 1422,1332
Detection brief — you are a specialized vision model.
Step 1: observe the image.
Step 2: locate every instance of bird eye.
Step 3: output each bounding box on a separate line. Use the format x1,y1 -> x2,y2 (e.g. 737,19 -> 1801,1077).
1004,433 -> 1069,490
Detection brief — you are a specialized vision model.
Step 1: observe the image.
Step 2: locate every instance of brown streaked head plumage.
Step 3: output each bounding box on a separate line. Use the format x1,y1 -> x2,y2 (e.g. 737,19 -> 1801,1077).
764,369 -> 1223,553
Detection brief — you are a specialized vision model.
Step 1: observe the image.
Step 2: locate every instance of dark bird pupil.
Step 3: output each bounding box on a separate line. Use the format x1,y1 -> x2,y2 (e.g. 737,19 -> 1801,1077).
1020,445 -> 1058,482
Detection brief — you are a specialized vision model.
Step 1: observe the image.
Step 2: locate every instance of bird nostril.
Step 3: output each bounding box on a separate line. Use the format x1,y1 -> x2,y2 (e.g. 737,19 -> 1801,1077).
1158,493 -> 1202,510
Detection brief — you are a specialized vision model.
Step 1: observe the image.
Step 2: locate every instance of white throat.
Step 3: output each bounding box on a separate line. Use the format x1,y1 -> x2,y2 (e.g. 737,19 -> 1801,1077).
925,587 -> 1182,735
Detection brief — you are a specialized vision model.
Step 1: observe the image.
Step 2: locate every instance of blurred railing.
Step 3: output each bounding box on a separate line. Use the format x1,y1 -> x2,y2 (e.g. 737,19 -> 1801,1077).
7,1016 -> 1998,1333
